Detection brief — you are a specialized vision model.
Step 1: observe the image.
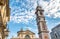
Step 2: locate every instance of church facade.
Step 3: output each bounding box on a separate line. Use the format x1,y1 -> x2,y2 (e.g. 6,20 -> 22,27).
11,29 -> 39,39
50,24 -> 60,39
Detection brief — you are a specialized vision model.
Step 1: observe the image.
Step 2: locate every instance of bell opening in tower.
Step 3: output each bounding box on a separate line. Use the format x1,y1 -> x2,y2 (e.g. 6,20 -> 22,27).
40,12 -> 43,15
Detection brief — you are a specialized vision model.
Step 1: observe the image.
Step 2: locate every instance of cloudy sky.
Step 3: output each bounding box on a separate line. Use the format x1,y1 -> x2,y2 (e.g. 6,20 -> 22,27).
7,0 -> 60,39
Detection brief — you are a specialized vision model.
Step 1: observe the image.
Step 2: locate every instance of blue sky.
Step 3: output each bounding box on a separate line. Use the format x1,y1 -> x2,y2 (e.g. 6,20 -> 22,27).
7,0 -> 60,39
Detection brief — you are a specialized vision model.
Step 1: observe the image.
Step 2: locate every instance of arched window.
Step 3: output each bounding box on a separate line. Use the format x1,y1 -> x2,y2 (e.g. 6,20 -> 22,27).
55,33 -> 57,38
42,22 -> 46,30
45,36 -> 48,39
25,35 -> 30,39
40,12 -> 43,15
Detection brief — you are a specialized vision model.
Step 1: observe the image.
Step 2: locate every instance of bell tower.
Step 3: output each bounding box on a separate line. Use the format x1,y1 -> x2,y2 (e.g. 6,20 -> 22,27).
35,1 -> 49,39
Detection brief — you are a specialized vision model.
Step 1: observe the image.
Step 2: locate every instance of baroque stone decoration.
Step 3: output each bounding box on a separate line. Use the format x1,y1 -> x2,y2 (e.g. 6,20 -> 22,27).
11,29 -> 39,39
0,0 -> 10,39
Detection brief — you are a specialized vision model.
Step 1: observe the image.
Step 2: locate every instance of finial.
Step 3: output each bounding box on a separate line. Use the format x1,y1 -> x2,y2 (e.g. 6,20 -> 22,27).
36,0 -> 42,10
20,27 -> 23,31
37,0 -> 39,6
26,25 -> 29,30
37,0 -> 41,6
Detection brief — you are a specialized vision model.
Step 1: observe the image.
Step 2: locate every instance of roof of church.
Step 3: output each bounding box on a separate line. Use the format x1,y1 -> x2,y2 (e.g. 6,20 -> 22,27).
17,29 -> 35,34
26,29 -> 35,34
52,24 -> 60,31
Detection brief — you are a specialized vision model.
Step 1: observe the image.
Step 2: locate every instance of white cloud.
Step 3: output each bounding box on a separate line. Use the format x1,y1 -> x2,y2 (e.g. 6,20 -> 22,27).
10,0 -> 38,23
10,10 -> 36,23
55,22 -> 60,25
43,0 -> 60,18
16,0 -> 20,2
10,0 -> 60,23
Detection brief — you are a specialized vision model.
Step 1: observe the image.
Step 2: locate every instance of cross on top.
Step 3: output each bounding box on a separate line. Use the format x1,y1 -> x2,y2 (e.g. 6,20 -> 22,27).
37,0 -> 40,6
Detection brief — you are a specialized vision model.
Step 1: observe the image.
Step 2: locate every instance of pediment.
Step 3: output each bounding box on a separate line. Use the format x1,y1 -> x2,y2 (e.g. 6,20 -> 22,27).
25,30 -> 35,35
18,30 -> 35,35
